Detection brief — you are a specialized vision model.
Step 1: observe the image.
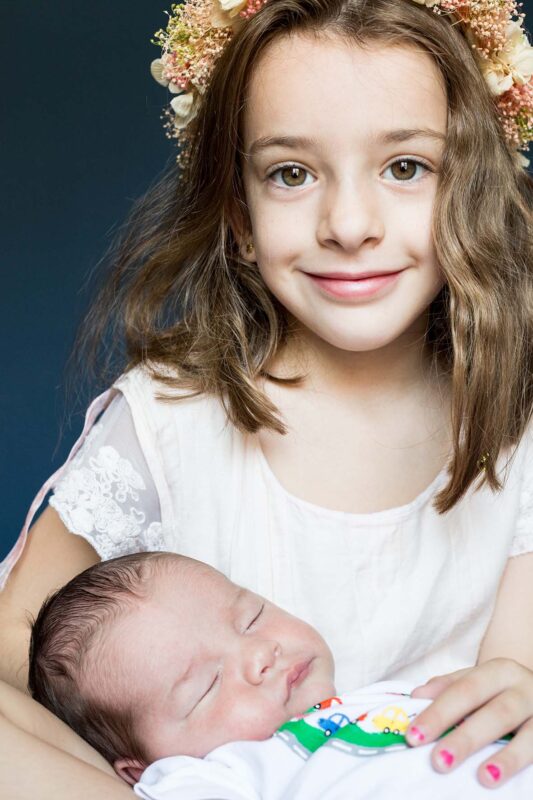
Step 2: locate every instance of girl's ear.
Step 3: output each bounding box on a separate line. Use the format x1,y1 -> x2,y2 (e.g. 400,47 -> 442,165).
226,202 -> 254,262
113,757 -> 147,785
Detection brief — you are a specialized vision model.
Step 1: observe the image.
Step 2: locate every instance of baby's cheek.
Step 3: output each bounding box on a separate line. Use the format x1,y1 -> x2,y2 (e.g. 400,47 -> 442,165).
221,696 -> 287,743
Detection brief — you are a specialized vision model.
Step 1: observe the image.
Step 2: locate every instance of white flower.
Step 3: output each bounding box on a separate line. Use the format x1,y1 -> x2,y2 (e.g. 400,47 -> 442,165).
150,58 -> 169,87
218,0 -> 248,16
481,21 -> 533,96
514,150 -> 530,169
409,0 -> 440,7
210,0 -> 247,28
170,91 -> 199,128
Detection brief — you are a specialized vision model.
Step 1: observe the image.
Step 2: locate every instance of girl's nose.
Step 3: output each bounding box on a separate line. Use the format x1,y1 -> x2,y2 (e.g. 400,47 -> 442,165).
243,639 -> 282,685
317,177 -> 385,252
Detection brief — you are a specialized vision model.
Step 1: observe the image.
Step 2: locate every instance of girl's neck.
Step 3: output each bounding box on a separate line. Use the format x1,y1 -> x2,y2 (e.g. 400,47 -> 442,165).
270,314 -> 443,404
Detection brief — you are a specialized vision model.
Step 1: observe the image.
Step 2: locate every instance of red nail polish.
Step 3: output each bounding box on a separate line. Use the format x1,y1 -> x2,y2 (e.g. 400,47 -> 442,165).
439,749 -> 454,767
486,764 -> 501,782
409,726 -> 425,742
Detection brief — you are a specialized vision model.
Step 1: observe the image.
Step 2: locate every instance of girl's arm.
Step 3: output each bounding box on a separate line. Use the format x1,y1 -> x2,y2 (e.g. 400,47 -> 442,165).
0,713 -> 133,799
477,552 -> 533,668
0,505 -> 100,691
0,679 -> 116,775
0,511 -> 128,797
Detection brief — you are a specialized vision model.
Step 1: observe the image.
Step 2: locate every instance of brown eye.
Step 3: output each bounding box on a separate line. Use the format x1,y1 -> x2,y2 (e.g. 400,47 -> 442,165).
389,159 -> 421,181
281,166 -> 306,186
267,164 -> 311,188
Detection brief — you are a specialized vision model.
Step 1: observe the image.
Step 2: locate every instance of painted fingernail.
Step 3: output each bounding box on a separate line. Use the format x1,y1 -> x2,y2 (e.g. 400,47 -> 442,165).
438,749 -> 454,768
408,726 -> 425,742
485,763 -> 501,782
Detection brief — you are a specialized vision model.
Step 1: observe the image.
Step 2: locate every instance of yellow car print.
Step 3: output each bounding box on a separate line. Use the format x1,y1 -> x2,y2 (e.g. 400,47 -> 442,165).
371,705 -> 410,736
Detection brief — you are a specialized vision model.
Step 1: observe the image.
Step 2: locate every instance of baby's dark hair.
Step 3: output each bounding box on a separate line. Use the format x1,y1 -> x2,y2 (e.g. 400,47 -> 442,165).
28,551 -> 174,765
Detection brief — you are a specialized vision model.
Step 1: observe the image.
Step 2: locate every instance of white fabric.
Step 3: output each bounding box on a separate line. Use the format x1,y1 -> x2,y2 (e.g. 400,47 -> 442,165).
133,681 -> 533,800
8,364 -> 533,690
49,394 -> 165,560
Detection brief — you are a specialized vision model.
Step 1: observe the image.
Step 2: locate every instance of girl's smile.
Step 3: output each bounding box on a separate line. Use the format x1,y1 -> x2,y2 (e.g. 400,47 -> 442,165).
303,268 -> 405,300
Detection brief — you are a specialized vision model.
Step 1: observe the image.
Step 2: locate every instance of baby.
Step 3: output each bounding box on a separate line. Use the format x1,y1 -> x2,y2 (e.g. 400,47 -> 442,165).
28,553 -> 533,799
29,552 -> 335,779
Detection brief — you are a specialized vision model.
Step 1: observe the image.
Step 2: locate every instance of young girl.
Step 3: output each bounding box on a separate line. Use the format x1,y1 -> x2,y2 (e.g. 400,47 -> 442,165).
0,0 -> 532,797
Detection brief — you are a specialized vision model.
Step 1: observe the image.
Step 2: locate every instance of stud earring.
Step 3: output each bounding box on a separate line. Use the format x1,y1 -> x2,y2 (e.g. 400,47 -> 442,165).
245,241 -> 254,255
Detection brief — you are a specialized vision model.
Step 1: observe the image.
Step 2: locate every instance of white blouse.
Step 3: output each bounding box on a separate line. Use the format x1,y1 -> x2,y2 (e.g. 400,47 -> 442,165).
6,365 -> 533,691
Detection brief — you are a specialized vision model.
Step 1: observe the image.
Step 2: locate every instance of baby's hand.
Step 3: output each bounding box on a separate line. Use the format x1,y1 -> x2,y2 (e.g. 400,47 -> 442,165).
405,659 -> 533,789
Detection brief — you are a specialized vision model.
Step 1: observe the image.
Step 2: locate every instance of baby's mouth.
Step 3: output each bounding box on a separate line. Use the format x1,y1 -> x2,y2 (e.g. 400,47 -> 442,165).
285,658 -> 313,702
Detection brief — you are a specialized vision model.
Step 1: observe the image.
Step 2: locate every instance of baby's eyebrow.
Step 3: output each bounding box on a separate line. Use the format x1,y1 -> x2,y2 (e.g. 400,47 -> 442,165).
246,128 -> 445,158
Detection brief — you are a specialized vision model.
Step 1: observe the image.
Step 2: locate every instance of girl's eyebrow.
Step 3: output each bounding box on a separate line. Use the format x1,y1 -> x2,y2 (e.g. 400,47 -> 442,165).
246,128 -> 445,158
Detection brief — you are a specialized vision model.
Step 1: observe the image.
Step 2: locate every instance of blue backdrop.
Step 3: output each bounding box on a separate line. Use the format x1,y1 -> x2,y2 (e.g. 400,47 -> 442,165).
1,1 -> 532,559
1,2 -> 171,559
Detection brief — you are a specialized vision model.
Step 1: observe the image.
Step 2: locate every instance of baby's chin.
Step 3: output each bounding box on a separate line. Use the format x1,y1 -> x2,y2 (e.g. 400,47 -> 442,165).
288,678 -> 337,719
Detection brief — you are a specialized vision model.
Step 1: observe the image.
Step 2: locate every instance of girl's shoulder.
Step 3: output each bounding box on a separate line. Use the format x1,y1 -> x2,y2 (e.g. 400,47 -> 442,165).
112,362 -> 230,434
110,363 -> 244,493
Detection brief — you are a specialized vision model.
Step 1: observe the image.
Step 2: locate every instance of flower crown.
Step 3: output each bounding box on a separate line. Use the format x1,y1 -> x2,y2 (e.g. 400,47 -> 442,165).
151,0 -> 533,167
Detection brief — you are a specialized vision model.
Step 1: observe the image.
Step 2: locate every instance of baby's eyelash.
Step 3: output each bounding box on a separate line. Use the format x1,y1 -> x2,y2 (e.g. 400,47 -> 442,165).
246,603 -> 265,631
201,672 -> 220,702
265,158 -> 434,189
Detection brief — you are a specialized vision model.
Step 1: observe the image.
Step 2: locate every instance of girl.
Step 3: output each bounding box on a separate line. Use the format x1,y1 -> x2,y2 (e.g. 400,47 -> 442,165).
1,0 -> 532,796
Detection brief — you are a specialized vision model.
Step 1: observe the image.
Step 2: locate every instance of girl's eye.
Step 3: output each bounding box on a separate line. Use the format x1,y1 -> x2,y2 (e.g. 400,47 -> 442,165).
246,603 -> 265,631
266,158 -> 432,189
383,158 -> 432,182
266,164 -> 313,189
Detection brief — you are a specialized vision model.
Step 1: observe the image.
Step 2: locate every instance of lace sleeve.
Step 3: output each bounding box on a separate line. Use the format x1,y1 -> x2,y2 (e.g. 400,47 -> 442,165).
49,393 -> 166,561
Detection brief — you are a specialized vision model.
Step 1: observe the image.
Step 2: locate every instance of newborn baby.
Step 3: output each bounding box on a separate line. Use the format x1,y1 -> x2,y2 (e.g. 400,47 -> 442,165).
28,552 -> 533,799
29,551 -> 335,779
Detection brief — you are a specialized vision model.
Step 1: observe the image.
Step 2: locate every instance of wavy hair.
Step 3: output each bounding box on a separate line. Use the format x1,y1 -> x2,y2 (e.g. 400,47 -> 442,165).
71,0 -> 533,512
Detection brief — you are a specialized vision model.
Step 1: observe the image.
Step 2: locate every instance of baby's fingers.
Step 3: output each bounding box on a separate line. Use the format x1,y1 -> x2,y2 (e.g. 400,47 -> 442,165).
477,718 -> 533,789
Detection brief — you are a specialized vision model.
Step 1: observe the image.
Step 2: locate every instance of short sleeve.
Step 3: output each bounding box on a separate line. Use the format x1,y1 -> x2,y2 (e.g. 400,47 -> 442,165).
509,427 -> 533,558
49,393 -> 166,561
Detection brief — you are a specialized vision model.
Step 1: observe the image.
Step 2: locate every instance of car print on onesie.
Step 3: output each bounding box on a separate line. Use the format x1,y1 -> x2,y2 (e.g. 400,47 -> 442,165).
275,696 -> 417,760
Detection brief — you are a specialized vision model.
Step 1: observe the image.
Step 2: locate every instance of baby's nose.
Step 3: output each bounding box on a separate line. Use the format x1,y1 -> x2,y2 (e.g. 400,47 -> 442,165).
244,639 -> 282,684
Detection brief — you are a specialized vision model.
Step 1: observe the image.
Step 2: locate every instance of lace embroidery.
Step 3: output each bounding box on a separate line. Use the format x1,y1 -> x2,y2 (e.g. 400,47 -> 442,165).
50,424 -> 165,559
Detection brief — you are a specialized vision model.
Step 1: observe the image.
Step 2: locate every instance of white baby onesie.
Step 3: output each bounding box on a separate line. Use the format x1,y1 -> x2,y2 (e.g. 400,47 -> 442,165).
134,682 -> 532,800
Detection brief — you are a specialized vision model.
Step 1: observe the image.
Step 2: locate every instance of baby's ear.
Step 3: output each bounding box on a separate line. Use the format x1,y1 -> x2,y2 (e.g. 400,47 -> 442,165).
113,757 -> 146,786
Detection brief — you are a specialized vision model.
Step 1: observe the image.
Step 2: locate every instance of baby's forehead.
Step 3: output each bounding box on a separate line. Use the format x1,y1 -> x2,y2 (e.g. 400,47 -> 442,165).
159,554 -> 233,587
151,555 -> 240,609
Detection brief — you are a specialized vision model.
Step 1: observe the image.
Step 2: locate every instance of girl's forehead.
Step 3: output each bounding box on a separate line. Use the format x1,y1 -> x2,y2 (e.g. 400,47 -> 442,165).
243,34 -> 447,148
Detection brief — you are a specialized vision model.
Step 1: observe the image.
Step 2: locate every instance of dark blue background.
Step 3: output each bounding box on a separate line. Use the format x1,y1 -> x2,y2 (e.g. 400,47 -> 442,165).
1,1 -> 532,559
1,2 -> 171,558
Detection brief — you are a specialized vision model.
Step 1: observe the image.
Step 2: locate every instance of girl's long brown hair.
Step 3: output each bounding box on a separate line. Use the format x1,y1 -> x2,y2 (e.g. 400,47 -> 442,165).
70,0 -> 533,513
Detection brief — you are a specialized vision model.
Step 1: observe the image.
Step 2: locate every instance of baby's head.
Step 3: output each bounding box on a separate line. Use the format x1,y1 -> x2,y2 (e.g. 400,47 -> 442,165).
28,552 -> 335,785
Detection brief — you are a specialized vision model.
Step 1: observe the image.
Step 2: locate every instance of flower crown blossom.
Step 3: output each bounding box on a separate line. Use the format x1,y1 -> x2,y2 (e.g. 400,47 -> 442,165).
151,0 -> 533,168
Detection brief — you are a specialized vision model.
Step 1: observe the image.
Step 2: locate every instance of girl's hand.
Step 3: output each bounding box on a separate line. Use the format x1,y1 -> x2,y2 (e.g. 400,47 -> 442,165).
406,658 -> 533,789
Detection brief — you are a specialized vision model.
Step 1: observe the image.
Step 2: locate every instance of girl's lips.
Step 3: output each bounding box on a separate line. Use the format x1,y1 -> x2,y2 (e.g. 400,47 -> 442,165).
305,270 -> 403,299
